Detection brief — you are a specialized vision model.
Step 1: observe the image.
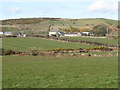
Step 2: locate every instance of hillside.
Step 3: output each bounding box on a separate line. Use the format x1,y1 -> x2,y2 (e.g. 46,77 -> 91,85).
0,18 -> 118,35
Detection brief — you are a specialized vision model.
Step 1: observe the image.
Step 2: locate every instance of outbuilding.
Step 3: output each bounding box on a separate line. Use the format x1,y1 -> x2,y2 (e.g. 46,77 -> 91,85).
0,32 -> 3,35
4,32 -> 12,36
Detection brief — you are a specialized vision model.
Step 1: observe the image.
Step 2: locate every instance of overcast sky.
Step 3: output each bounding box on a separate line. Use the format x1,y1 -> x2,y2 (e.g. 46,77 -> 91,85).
0,0 -> 118,20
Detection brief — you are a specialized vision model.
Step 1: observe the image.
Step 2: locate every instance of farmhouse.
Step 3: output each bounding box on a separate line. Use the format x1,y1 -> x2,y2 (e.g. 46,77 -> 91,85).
0,32 -> 3,35
1,31 -> 27,37
49,31 -> 57,36
17,32 -> 26,37
4,32 -> 12,36
64,33 -> 77,37
81,32 -> 94,36
64,33 -> 81,37
49,29 -> 94,37
49,30 -> 64,37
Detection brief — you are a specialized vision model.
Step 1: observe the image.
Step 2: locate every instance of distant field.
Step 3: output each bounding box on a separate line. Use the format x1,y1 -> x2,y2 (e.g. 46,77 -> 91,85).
62,37 -> 118,46
2,37 -> 98,51
3,56 -> 118,88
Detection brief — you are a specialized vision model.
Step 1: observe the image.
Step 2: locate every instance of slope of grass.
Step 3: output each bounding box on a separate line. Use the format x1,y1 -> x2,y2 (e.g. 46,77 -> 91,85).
103,19 -> 118,26
2,18 -> 117,32
2,37 -> 98,51
3,56 -> 118,88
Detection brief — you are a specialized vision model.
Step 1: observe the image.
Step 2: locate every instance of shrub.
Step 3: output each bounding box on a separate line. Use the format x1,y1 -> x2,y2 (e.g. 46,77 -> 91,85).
86,47 -> 113,51
92,24 -> 108,36
30,50 -> 39,56
4,49 -> 15,55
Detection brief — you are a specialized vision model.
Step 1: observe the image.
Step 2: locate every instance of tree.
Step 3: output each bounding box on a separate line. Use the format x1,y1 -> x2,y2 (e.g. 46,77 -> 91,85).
92,24 -> 107,36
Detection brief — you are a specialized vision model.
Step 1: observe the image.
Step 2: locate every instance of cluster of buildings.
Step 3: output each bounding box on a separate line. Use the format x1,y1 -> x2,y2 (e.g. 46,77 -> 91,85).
0,31 -> 26,37
0,29 -> 94,38
49,30 -> 94,37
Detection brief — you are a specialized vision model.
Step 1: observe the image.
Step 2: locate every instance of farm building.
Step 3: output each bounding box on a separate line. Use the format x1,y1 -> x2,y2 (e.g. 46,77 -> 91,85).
4,32 -> 12,36
1,31 -> 27,37
17,32 -> 26,37
64,33 -> 81,37
49,31 -> 57,36
49,29 -> 94,37
49,30 -> 64,37
0,32 -> 3,35
81,32 -> 94,36
64,33 -> 77,37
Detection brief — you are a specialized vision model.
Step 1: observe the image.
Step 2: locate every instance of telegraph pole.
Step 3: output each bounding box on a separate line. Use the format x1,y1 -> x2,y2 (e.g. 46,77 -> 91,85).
47,24 -> 52,36
106,28 -> 109,38
48,24 -> 52,32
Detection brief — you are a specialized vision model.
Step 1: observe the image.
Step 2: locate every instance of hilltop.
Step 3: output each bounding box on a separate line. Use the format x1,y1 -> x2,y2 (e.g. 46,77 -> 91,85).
0,18 -> 118,35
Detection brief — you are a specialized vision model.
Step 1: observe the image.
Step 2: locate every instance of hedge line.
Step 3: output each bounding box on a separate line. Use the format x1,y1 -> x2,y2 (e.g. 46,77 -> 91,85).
27,35 -> 118,48
0,47 -> 113,56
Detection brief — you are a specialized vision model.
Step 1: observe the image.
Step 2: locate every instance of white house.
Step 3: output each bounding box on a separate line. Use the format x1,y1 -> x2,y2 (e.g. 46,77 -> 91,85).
4,32 -> 12,36
49,32 -> 57,36
49,30 -> 94,37
23,34 -> 26,37
64,33 -> 77,37
64,32 -> 82,37
81,32 -> 94,36
49,30 -> 64,37
0,32 -> 3,35
17,33 -> 26,37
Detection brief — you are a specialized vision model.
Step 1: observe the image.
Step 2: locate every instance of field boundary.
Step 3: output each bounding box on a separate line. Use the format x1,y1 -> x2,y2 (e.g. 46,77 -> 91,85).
1,47 -> 118,57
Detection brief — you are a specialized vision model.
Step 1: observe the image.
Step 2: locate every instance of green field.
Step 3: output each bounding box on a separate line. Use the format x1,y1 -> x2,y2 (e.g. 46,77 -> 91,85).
3,56 -> 118,88
62,37 -> 118,46
2,37 -> 98,51
2,18 -> 118,88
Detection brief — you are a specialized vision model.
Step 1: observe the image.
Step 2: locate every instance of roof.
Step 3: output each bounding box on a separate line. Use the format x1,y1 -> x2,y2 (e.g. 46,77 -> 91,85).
4,32 -> 12,34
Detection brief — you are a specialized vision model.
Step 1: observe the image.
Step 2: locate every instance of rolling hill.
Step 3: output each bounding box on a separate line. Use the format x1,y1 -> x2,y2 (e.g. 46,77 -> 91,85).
0,18 -> 118,35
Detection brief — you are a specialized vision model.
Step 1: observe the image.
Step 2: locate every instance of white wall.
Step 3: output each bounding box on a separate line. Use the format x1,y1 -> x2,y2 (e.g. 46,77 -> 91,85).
49,32 -> 57,36
0,32 -> 3,35
64,34 -> 77,37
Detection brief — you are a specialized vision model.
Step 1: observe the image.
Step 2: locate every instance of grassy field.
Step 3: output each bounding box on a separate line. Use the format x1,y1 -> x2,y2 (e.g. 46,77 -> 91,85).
62,37 -> 118,46
3,56 -> 118,88
2,18 -> 118,88
2,37 -> 98,51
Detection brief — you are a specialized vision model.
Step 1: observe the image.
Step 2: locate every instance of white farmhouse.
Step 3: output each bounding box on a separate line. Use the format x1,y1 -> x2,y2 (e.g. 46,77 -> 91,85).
49,32 -> 57,36
81,32 -> 94,36
23,34 -> 26,37
49,30 -> 64,37
64,33 -> 77,37
0,32 -> 3,35
4,32 -> 12,36
64,32 -> 82,37
17,32 -> 26,37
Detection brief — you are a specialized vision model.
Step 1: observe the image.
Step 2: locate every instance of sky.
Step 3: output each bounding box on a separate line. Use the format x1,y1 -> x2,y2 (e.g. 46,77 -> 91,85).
0,0 -> 118,20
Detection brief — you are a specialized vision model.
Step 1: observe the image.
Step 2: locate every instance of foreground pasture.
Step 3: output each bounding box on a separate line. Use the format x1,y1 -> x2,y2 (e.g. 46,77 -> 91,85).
3,56 -> 118,88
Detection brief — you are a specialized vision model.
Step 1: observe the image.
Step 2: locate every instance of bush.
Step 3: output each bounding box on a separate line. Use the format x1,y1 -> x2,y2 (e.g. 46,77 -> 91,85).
30,50 -> 39,56
86,47 -> 113,51
92,24 -> 108,36
4,49 -> 15,55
